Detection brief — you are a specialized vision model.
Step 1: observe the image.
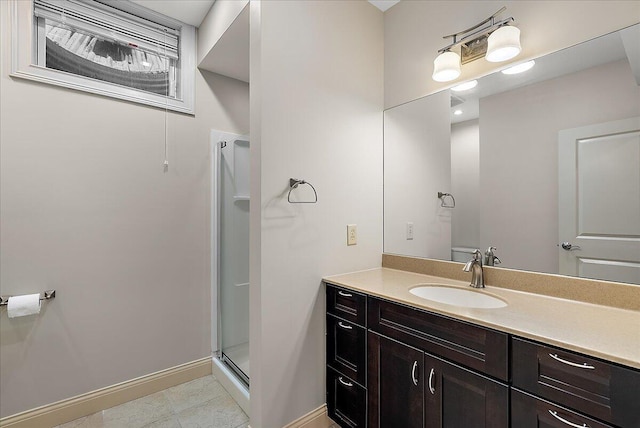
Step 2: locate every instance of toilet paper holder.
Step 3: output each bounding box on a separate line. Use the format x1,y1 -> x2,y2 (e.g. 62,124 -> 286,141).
0,290 -> 56,306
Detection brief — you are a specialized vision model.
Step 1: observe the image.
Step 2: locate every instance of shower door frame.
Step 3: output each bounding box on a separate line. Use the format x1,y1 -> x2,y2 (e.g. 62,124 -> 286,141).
211,130 -> 250,387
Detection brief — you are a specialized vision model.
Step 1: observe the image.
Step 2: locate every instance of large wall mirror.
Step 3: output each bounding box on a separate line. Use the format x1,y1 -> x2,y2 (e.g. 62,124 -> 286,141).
384,24 -> 640,285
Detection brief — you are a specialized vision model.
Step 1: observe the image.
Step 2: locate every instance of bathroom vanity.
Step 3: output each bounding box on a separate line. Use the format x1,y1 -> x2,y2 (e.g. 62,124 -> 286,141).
324,267 -> 640,428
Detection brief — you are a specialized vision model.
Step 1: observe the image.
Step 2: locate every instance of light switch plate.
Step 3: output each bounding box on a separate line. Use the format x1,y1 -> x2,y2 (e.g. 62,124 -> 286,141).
347,224 -> 357,246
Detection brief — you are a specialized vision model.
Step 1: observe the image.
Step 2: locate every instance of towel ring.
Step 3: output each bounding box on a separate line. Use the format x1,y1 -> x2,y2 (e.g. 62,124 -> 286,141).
437,192 -> 455,208
288,178 -> 318,204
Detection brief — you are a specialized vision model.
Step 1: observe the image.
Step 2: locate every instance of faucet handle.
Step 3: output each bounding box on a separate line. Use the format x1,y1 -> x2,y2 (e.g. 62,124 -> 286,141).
484,246 -> 499,266
472,249 -> 482,262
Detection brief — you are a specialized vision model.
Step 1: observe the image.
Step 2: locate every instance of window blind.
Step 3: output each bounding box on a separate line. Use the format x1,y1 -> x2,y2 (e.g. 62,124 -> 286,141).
34,0 -> 180,60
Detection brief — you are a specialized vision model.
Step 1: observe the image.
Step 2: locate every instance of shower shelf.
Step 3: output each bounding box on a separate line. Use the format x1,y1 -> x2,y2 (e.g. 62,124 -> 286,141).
234,195 -> 250,201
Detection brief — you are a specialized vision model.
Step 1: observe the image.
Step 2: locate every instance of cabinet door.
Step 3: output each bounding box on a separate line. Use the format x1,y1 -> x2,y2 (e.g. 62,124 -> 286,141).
327,314 -> 367,386
327,368 -> 367,428
512,337 -> 640,427
424,354 -> 508,428
327,284 -> 367,326
368,332 -> 423,428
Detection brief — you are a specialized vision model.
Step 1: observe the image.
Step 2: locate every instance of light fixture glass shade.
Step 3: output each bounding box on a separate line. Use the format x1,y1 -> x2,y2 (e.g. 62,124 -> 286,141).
486,26 -> 521,62
432,51 -> 461,82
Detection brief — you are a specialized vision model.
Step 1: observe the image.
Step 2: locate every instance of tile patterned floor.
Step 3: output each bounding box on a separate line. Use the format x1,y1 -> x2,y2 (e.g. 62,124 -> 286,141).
55,375 -> 248,428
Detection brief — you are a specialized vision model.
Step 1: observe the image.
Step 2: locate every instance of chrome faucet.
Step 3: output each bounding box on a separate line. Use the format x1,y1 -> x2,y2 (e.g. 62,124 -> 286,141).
463,249 -> 484,288
484,246 -> 501,267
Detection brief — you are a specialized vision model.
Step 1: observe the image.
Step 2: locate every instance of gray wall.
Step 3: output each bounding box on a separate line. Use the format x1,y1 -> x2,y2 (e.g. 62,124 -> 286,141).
479,59 -> 640,274
384,91 -> 452,259
451,120 -> 480,250
249,1 -> 384,426
0,0 -> 249,416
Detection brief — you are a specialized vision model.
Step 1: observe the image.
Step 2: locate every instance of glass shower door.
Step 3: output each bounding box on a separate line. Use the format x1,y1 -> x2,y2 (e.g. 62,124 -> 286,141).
217,134 -> 250,385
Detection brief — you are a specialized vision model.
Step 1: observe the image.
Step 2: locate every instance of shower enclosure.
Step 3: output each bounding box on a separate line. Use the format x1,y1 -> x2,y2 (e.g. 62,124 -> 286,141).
212,130 -> 250,386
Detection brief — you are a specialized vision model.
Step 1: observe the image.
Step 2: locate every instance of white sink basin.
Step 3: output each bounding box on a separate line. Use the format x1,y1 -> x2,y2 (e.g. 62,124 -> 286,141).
409,285 -> 507,309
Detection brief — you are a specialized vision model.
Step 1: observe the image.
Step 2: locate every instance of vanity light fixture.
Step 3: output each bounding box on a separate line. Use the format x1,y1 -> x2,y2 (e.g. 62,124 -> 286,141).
501,60 -> 535,75
432,7 -> 520,82
451,80 -> 478,92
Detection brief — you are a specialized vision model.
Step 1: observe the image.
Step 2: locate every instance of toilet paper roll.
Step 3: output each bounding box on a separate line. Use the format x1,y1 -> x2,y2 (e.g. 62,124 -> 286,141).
7,294 -> 41,318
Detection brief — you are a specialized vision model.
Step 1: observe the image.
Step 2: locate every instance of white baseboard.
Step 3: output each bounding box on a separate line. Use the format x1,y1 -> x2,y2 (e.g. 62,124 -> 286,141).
283,404 -> 333,428
0,357 -> 212,428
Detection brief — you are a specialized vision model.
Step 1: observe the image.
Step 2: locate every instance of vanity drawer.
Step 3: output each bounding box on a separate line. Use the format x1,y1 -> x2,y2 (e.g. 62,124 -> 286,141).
327,367 -> 367,428
368,297 -> 508,381
326,283 -> 367,326
512,337 -> 640,428
327,314 -> 367,386
511,388 -> 614,428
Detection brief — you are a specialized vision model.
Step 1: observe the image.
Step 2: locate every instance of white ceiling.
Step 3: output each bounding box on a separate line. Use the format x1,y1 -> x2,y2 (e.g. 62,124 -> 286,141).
129,0 -> 215,27
131,0 -> 400,27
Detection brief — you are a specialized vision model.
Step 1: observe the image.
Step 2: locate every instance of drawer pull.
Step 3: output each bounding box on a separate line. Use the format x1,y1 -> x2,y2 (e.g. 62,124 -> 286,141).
548,410 -> 589,428
338,376 -> 353,387
411,361 -> 419,386
548,353 -> 595,369
428,368 -> 436,394
337,321 -> 353,330
338,291 -> 353,298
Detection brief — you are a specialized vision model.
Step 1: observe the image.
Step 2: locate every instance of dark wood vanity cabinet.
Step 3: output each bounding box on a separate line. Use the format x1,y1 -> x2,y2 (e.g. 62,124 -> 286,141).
367,298 -> 509,428
367,296 -> 509,381
326,285 -> 368,427
368,332 -> 508,428
368,333 -> 424,428
326,284 -> 509,428
423,354 -> 509,427
512,337 -> 640,428
325,283 -> 639,428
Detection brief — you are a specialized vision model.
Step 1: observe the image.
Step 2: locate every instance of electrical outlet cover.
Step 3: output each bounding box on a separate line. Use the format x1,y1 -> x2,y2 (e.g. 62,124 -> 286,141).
347,224 -> 357,246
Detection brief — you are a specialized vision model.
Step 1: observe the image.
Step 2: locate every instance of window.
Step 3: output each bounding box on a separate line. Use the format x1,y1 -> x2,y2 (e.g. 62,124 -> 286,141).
10,0 -> 195,114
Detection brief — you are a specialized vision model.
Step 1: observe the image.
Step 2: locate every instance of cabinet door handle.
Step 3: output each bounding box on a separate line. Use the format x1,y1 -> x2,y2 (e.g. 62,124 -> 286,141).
338,376 -> 353,387
338,291 -> 353,297
548,410 -> 590,428
549,353 -> 595,369
428,368 -> 436,394
411,361 -> 419,386
337,321 -> 353,330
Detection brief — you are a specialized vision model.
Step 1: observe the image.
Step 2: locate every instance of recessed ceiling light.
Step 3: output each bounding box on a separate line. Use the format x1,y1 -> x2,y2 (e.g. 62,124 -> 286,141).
451,80 -> 478,92
501,60 -> 535,75
141,61 -> 151,67
453,110 -> 463,116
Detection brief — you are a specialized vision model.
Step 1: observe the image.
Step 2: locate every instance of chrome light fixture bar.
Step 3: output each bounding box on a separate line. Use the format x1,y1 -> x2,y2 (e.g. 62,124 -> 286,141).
432,7 -> 521,82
